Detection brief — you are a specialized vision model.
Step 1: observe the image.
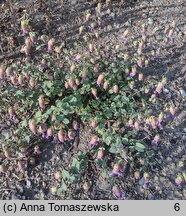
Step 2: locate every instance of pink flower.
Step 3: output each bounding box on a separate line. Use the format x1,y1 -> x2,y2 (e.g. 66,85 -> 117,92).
89,136 -> 98,148
91,121 -> 97,128
142,34 -> 146,42
137,58 -> 143,68
134,121 -> 140,130
109,164 -> 123,177
33,145 -> 41,155
48,38 -> 55,52
97,73 -> 104,87
89,43 -> 94,52
46,128 -> 53,138
169,106 -> 177,117
81,72 -> 87,80
91,88 -> 99,100
18,160 -> 26,174
130,66 -> 137,77
175,175 -> 183,186
103,81 -> 109,91
70,65 -> 75,72
18,75 -> 24,86
167,29 -> 174,43
96,148 -> 104,161
94,66 -> 99,73
138,73 -> 144,81
68,130 -> 76,140
25,37 -> 31,47
137,47 -> 142,56
75,79 -> 80,86
29,77 -> 37,89
143,172 -> 150,188
54,171 -> 61,181
29,119 -> 37,134
129,81 -> 135,90
113,85 -> 119,93
38,124 -> 47,137
10,75 -> 17,85
150,117 -> 157,129
68,77 -> 74,88
55,46 -> 61,54
72,84 -> 77,91
8,107 -> 15,119
158,112 -> 164,124
0,67 -> 4,79
151,135 -> 160,145
155,82 -> 163,94
38,95 -> 45,109
128,119 -> 133,127
134,171 -> 140,180
65,82 -> 69,89
72,121 -> 79,130
74,54 -> 81,61
143,127 -> 152,135
112,186 -> 125,200
23,45 -> 31,56
58,130 -> 65,143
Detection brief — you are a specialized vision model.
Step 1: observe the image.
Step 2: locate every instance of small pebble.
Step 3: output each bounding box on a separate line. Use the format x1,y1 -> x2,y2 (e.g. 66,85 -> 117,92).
180,89 -> 186,97
163,88 -> 169,93
148,17 -> 153,25
148,193 -> 154,200
26,180 -> 31,188
139,177 -> 144,186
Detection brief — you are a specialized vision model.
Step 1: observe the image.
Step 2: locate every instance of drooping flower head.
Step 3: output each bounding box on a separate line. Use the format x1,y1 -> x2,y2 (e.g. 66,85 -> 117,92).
109,164 -> 123,177
29,119 -> 37,134
113,84 -> 119,94
91,88 -> 99,100
151,134 -> 160,145
38,95 -> 45,109
96,148 -> 104,161
21,19 -> 29,36
97,73 -> 104,87
58,129 -> 65,143
112,185 -> 125,200
89,136 -> 99,148
48,38 -> 55,52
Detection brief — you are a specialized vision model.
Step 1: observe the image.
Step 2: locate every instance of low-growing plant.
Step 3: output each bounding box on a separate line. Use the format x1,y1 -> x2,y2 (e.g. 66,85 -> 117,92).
0,2 -> 181,198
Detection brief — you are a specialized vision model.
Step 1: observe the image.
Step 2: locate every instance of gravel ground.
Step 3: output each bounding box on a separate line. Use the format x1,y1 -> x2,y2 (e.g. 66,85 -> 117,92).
0,0 -> 185,200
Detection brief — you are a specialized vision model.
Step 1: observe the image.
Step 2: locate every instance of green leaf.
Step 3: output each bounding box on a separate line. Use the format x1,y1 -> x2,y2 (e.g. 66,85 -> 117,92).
68,96 -> 78,104
61,181 -> 67,191
104,110 -> 112,119
21,119 -> 28,127
122,137 -> 128,144
46,80 -> 53,88
36,44 -> 45,51
109,146 -> 117,154
135,142 -> 146,152
25,135 -> 31,144
62,170 -> 70,180
63,118 -> 70,125
15,90 -> 24,98
35,110 -> 42,122
2,131 -> 10,139
116,136 -> 122,146
71,158 -> 80,173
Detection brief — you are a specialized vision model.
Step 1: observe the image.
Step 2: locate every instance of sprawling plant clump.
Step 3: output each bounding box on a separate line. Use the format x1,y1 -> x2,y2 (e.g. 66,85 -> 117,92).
0,2 -> 182,198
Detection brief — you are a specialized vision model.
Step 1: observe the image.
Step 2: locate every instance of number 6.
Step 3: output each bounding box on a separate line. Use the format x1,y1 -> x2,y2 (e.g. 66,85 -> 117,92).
174,203 -> 180,211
